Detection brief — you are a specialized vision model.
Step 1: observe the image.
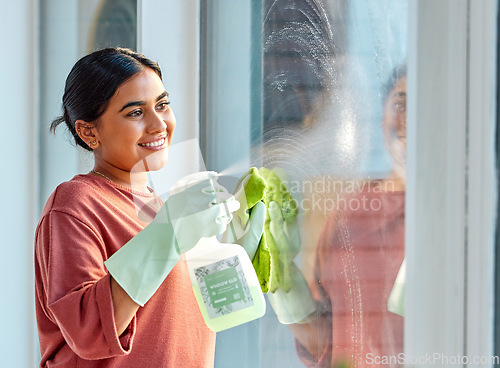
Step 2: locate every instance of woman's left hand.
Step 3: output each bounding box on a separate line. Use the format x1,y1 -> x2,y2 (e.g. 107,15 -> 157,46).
222,201 -> 266,260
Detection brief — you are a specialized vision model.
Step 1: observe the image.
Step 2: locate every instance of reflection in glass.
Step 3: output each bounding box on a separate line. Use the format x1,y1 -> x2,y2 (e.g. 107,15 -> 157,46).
201,0 -> 407,366
92,0 -> 137,51
259,1 -> 407,367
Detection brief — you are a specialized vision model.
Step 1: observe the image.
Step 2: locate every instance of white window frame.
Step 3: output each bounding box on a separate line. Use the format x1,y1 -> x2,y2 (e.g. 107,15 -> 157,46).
406,0 -> 497,364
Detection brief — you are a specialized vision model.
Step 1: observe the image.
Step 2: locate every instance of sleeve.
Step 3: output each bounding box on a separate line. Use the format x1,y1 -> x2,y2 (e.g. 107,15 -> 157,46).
294,217 -> 335,367
36,210 -> 136,360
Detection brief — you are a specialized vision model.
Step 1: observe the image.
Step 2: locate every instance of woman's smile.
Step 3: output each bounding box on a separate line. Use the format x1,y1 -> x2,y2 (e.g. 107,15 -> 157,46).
138,135 -> 168,150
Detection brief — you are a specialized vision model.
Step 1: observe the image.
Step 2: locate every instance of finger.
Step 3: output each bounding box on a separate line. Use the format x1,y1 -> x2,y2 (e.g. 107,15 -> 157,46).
284,217 -> 301,256
268,201 -> 283,224
234,172 -> 252,193
226,208 -> 247,241
212,199 -> 240,227
165,192 -> 214,221
217,196 -> 240,213
221,223 -> 237,244
170,205 -> 228,246
171,171 -> 219,193
233,174 -> 252,208
240,201 -> 266,260
249,201 -> 266,233
216,213 -> 233,227
213,190 -> 235,205
209,205 -> 235,234
268,201 -> 290,255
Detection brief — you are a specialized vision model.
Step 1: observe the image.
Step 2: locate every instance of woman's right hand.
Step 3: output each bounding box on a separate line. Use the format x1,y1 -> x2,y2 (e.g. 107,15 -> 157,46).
160,171 -> 240,253
105,171 -> 239,307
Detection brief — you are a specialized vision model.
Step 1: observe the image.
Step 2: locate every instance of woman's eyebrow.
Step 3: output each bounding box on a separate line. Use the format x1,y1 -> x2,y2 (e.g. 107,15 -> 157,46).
156,91 -> 169,101
119,91 -> 169,112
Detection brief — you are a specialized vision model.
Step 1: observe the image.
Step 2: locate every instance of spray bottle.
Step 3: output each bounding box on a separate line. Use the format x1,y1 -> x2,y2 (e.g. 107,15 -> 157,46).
183,173 -> 266,332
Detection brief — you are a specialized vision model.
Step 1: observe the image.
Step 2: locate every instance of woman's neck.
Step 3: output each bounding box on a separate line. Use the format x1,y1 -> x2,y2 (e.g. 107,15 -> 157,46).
91,165 -> 150,192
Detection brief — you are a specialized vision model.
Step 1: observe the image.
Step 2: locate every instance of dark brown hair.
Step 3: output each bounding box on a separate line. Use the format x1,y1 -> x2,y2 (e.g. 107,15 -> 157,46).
50,47 -> 162,151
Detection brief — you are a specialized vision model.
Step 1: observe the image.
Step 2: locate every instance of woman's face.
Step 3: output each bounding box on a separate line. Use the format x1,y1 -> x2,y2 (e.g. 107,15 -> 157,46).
92,68 -> 176,173
382,76 -> 406,177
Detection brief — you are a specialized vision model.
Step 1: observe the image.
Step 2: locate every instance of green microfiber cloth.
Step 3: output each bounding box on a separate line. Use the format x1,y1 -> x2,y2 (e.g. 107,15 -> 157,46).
234,167 -> 298,293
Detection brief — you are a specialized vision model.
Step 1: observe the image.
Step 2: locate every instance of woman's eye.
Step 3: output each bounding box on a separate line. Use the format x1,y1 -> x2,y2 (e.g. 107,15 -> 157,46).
393,100 -> 406,112
127,109 -> 143,117
156,101 -> 170,111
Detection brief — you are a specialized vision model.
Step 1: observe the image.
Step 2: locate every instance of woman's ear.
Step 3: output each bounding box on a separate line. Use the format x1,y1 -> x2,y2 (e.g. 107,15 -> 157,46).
75,120 -> 99,149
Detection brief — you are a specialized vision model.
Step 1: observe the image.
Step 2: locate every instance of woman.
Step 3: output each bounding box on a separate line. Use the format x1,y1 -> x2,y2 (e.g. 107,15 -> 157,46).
34,48 -> 239,367
267,66 -> 407,368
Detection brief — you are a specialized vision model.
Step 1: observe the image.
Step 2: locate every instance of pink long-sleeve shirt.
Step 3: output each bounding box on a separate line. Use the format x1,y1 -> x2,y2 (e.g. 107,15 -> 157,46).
34,174 -> 215,367
297,184 -> 405,368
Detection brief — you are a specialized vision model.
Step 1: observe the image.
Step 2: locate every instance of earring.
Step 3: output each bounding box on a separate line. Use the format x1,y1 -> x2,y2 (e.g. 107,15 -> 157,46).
91,140 -> 97,146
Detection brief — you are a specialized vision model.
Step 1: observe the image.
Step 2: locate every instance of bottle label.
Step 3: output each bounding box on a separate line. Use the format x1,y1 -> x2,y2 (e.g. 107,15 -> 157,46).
195,255 -> 254,319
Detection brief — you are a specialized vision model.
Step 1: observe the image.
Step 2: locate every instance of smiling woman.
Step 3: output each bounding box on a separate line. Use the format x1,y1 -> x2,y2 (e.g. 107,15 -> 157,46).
50,48 -> 175,191
77,69 -> 175,189
34,48 -> 237,368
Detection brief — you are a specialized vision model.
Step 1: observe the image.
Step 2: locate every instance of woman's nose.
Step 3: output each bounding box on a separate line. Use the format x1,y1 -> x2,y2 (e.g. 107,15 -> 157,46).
147,110 -> 168,133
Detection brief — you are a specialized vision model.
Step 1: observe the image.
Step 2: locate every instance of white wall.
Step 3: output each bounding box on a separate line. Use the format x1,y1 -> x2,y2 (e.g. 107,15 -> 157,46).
0,0 -> 39,366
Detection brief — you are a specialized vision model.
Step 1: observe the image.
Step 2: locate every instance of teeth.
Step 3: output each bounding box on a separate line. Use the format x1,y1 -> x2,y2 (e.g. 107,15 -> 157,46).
139,138 -> 165,147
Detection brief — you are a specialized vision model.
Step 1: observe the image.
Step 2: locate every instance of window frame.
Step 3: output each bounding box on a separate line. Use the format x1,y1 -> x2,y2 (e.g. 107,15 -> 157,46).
406,0 -> 497,363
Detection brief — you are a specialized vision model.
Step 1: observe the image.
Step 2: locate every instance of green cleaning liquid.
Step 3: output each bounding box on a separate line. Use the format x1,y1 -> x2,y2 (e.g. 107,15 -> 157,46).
185,236 -> 266,332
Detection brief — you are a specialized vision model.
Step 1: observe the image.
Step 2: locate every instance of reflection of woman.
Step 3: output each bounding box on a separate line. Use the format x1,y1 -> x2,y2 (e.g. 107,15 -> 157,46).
290,67 -> 407,367
34,48 -> 238,367
381,66 -> 407,189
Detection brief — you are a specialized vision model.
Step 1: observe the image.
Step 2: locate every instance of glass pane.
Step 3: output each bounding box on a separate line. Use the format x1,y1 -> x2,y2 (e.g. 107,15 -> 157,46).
39,0 -> 138,206
204,0 -> 407,367
92,0 -> 137,51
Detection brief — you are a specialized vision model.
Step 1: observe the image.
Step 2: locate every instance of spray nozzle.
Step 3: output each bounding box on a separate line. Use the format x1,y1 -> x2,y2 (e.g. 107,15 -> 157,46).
207,176 -> 218,205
